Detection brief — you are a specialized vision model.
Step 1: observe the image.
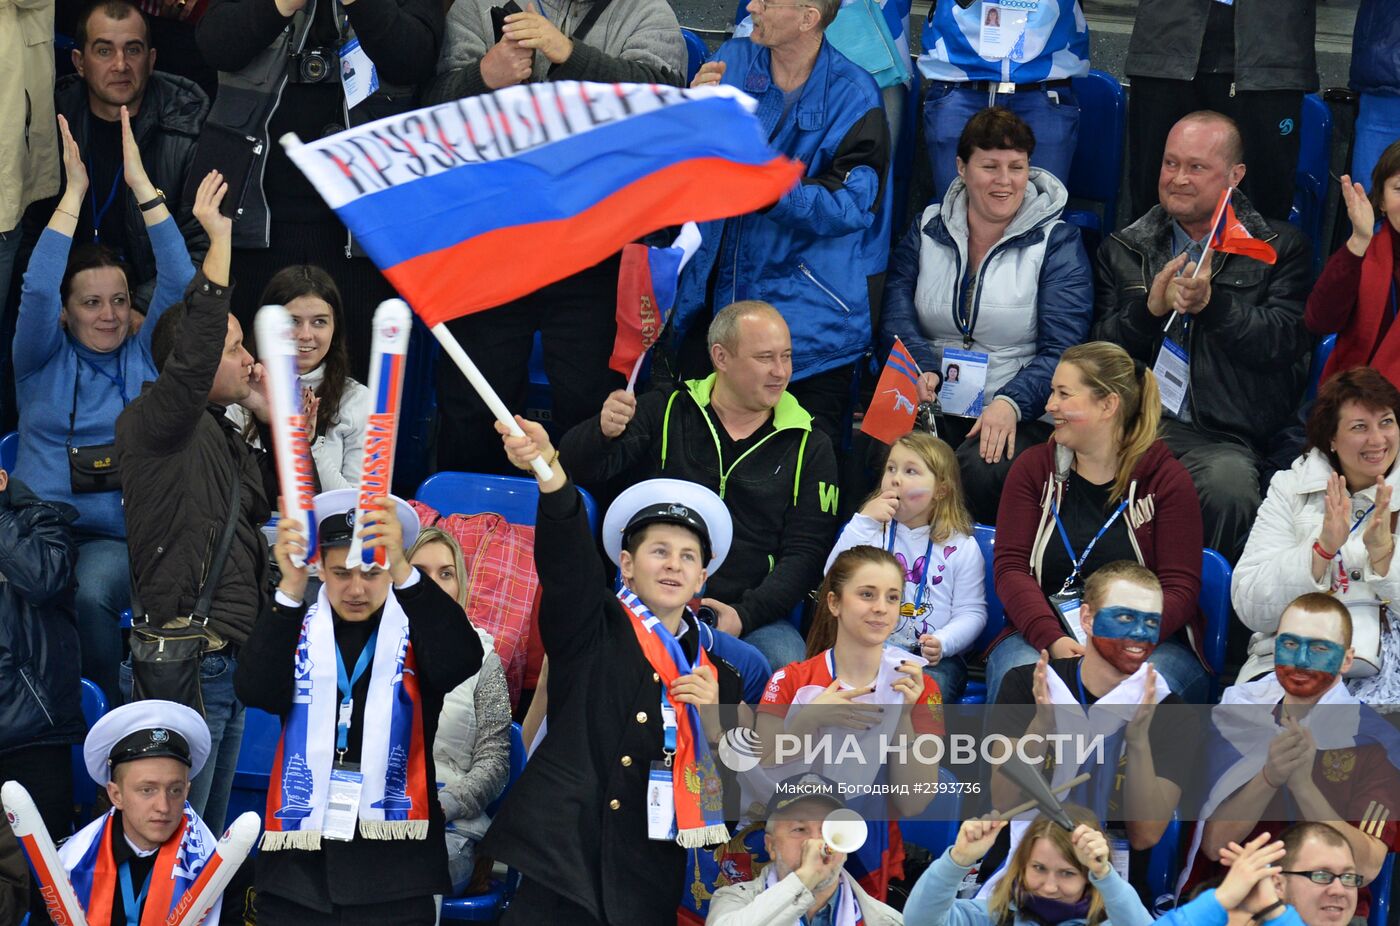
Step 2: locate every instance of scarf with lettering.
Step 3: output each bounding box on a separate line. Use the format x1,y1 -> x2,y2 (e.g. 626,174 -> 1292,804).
262,584 -> 429,849
59,805 -> 218,926
617,588 -> 730,848
762,863 -> 866,926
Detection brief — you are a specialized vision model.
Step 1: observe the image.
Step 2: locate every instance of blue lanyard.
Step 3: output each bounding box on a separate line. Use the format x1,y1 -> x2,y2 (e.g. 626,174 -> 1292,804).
335,629 -> 378,753
81,355 -> 130,404
1051,495 -> 1129,594
886,523 -> 936,614
1389,280 -> 1398,324
118,860 -> 152,926
88,164 -> 124,245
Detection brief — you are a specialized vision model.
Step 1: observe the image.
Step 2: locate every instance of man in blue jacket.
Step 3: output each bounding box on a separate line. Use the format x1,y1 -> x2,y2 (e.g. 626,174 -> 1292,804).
679,0 -> 889,443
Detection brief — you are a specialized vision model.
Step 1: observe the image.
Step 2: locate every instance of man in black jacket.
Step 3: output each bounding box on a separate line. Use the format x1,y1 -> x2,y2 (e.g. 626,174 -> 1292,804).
115,171 -> 273,836
235,489 -> 482,924
561,300 -> 841,672
490,417 -> 743,926
1093,111 -> 1311,566
0,469 -> 81,924
20,0 -> 209,311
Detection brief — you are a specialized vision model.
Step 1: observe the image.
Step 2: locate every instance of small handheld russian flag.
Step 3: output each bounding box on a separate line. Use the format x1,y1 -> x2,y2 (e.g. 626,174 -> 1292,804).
861,338 -> 921,445
255,305 -> 319,567
346,299 -> 412,570
1203,187 -> 1277,266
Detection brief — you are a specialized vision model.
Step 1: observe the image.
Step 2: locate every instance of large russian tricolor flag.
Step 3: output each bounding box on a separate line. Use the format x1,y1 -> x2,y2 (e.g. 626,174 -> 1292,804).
284,82 -> 804,324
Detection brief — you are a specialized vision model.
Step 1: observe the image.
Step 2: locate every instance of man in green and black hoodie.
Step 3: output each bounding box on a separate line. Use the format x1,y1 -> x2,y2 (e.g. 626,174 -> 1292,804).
560,300 -> 840,672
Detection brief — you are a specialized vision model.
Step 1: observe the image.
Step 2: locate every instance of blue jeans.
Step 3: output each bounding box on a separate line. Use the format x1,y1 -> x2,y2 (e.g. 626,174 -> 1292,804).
122,651 -> 244,833
75,536 -> 132,706
741,621 -> 809,674
1353,93 -> 1400,192
983,632 -> 1211,705
922,83 -> 1080,202
924,655 -> 968,703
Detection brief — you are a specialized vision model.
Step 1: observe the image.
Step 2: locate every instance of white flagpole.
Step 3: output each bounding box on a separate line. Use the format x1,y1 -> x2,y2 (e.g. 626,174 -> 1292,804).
430,324 -> 553,480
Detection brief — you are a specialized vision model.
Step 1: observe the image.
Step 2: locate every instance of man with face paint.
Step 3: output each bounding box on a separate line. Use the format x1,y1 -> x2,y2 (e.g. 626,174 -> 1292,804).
1184,593 -> 1400,917
984,561 -> 1197,892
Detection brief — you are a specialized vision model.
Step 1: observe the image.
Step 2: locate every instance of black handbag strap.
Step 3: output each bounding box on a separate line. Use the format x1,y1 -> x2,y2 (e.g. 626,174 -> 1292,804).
570,0 -> 612,43
191,451 -> 244,626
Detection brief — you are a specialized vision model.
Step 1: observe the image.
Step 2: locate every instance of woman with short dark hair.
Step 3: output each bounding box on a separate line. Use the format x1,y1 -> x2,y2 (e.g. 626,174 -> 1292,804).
1306,140 -> 1400,385
881,107 -> 1093,523
13,112 -> 199,704
1232,367 -> 1400,703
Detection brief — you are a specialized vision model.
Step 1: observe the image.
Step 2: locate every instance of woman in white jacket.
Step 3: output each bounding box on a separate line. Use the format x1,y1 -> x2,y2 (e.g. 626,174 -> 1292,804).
410,527 -> 512,893
1231,368 -> 1400,703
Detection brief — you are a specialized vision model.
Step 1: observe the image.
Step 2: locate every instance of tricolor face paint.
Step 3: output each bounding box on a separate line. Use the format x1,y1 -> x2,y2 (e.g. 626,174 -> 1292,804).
1089,605 -> 1161,675
1274,632 -> 1347,698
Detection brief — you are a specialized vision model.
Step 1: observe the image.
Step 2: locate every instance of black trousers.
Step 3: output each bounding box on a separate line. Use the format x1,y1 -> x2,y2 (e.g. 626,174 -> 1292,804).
435,255 -> 624,475
1127,74 -> 1303,223
502,877 -> 607,926
256,890 -> 436,925
787,363 -> 857,450
230,220 -> 399,382
0,744 -> 74,924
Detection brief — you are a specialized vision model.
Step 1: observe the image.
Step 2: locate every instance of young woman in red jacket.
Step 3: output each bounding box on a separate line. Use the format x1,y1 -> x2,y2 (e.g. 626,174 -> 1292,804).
984,342 -> 1210,703
1306,142 -> 1400,383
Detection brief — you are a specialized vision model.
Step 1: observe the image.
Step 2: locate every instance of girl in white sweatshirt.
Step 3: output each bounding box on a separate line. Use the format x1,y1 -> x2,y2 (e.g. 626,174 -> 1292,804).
826,432 -> 987,700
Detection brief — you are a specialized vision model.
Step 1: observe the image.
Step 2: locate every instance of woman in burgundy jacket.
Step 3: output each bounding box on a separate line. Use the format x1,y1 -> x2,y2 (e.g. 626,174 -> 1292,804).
1306,142 -> 1400,384
985,341 -> 1209,702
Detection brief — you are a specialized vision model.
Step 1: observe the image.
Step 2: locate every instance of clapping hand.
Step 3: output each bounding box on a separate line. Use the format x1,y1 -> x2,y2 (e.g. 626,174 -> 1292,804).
1362,477 -> 1395,565
1341,174 -> 1377,258
120,106 -> 159,203
1217,832 -> 1286,915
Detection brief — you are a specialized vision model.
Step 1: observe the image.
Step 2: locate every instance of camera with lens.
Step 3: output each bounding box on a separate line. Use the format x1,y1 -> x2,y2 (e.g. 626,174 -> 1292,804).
292,47 -> 337,84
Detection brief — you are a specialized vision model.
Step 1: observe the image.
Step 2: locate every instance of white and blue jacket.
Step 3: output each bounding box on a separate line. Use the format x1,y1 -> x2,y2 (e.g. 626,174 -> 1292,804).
918,0 -> 1089,85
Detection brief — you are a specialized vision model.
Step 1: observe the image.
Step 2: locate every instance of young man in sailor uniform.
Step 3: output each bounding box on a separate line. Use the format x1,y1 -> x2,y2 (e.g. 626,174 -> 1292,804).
486,416 -> 745,925
235,490 -> 483,924
59,699 -> 221,926
985,560 -> 1196,891
1184,593 -> 1400,920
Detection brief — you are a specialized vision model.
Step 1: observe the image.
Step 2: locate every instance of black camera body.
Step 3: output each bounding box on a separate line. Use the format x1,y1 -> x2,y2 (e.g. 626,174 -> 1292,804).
291,47 -> 338,84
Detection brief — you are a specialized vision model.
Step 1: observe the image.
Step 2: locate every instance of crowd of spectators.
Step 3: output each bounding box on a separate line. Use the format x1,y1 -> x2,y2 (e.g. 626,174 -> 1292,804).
2,0 -> 1400,924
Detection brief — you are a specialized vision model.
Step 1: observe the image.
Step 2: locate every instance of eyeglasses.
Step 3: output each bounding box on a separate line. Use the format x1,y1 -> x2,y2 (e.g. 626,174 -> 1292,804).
1281,870 -> 1365,888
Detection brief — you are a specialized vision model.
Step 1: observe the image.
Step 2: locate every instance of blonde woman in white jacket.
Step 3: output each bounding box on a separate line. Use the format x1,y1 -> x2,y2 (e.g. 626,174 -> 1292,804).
1231,368 -> 1400,704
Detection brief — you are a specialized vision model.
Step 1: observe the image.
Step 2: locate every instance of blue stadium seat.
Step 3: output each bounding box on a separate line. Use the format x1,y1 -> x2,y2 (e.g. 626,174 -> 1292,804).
683,28 -> 708,84
958,523 -> 1002,704
1370,852 -> 1393,926
0,431 -> 17,471
1306,333 -> 1337,403
1200,548 -> 1230,698
441,723 -> 527,921
1289,94 -> 1333,274
416,471 -> 599,534
72,679 -> 108,824
225,707 -> 283,828
1064,70 -> 1127,246
895,765 -> 964,859
1145,815 -> 1182,908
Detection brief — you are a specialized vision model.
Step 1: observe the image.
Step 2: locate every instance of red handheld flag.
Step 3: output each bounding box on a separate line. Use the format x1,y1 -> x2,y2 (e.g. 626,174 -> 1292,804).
1205,188 -> 1277,265
861,338 -> 921,445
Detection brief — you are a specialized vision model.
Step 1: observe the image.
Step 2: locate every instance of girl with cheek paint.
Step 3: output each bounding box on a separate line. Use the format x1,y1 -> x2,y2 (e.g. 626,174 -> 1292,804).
826,433 -> 987,701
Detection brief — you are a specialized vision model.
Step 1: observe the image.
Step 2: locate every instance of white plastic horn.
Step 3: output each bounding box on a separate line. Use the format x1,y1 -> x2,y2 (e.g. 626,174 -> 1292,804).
821,808 -> 868,855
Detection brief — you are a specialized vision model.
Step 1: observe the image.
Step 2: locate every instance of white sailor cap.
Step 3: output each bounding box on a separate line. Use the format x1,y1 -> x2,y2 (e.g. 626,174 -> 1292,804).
84,700 -> 212,786
603,478 -> 732,574
312,488 -> 420,552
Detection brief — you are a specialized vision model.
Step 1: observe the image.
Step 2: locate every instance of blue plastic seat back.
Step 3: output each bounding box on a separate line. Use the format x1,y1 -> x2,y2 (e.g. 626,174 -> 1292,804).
1144,815 -> 1182,906
972,523 -> 1004,654
683,28 -> 708,84
0,431 -> 17,471
1199,548 -> 1230,683
1066,70 -> 1126,236
1306,333 -> 1337,403
1370,853 -> 1394,926
416,471 -> 599,534
72,679 -> 109,823
1289,94 -> 1333,273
